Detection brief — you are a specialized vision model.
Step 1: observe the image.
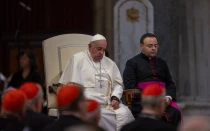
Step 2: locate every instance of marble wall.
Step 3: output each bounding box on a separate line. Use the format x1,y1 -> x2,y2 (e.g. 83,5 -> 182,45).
174,0 -> 210,116
149,0 -> 179,89
112,0 -> 210,116
178,0 -> 210,100
114,0 -> 179,86
114,0 -> 154,73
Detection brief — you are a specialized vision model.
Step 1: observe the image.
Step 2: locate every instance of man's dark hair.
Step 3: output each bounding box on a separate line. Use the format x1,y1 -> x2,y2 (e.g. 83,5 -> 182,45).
140,33 -> 157,44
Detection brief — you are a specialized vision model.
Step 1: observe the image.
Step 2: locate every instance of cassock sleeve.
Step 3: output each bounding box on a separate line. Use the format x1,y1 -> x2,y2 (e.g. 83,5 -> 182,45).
111,63 -> 124,100
165,62 -> 176,100
123,60 -> 137,89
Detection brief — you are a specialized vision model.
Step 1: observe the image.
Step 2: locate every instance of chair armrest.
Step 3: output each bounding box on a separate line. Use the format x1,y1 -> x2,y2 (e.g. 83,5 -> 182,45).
123,89 -> 141,109
48,83 -> 62,95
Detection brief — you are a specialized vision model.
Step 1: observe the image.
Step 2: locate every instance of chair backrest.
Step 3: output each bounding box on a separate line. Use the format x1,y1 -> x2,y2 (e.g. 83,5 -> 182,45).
42,34 -> 92,116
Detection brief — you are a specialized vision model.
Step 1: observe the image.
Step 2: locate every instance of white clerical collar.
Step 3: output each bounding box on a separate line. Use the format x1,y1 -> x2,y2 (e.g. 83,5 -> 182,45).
87,50 -> 94,62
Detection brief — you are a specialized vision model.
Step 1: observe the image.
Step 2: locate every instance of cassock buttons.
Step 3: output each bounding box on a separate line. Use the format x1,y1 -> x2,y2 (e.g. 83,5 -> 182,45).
149,58 -> 157,80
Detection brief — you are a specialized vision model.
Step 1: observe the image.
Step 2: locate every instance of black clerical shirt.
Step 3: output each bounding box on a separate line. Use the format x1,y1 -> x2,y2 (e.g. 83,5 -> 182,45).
123,53 -> 176,100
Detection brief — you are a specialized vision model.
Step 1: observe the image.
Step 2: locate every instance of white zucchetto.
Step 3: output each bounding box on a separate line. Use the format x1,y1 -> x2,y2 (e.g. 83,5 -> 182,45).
90,34 -> 106,42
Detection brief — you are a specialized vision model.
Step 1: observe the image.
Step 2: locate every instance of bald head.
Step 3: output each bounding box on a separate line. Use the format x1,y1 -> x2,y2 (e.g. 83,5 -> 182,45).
179,116 -> 210,131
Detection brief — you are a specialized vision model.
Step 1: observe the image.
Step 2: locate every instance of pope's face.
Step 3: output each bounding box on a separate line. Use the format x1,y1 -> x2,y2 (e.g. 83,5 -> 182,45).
140,37 -> 158,58
88,40 -> 107,62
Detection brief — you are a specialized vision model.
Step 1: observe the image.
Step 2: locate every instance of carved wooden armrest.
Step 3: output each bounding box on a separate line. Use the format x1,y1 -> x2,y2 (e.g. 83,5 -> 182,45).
123,89 -> 141,109
48,83 -> 62,95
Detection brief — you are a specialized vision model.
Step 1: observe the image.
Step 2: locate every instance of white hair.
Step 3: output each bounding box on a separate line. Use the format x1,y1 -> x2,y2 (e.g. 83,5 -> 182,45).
27,83 -> 43,105
141,90 -> 166,109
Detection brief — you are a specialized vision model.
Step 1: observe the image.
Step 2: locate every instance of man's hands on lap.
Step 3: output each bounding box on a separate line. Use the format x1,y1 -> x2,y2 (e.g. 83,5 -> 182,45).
111,96 -> 120,110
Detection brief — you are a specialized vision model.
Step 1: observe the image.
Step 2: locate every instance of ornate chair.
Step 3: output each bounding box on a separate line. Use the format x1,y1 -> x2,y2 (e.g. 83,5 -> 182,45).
42,34 -> 92,117
123,89 -> 141,109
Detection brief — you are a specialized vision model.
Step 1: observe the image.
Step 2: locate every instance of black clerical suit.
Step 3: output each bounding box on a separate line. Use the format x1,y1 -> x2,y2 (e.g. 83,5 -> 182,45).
24,109 -> 55,131
123,53 -> 176,98
0,115 -> 25,131
42,115 -> 87,131
162,105 -> 181,127
121,113 -> 176,131
123,53 -> 181,126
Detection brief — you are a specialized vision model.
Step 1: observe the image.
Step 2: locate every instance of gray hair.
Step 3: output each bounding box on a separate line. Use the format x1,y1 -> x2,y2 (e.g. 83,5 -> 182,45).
27,83 -> 43,105
141,90 -> 166,109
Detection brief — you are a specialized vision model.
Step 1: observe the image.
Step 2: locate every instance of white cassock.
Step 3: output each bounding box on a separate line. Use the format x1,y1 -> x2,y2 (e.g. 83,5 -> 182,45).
59,50 -> 134,131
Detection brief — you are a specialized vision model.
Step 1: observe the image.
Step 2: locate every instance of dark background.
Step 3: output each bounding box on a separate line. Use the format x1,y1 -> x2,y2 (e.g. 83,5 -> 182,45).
0,0 -> 94,81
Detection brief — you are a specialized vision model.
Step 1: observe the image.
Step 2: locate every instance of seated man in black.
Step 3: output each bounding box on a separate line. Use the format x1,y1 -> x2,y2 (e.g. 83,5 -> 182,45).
123,33 -> 181,127
121,84 -> 176,131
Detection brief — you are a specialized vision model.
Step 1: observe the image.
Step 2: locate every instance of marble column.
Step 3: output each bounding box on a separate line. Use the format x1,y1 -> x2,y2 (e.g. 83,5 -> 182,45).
178,0 -> 210,116
179,0 -> 210,99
